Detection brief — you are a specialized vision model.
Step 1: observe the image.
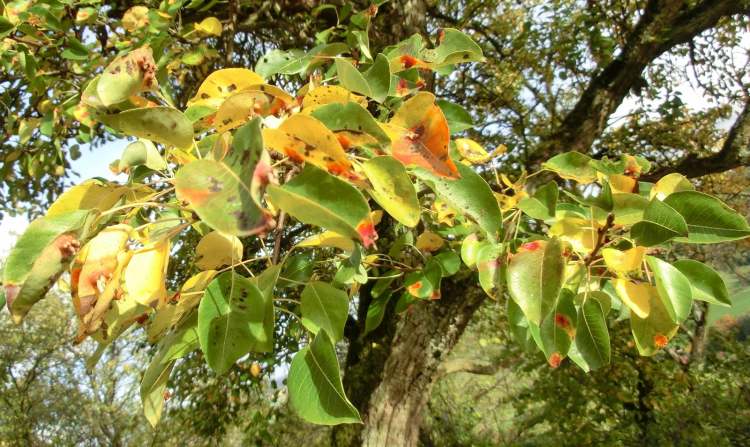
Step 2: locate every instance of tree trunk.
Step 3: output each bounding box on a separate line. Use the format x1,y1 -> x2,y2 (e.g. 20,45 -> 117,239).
332,276 -> 487,446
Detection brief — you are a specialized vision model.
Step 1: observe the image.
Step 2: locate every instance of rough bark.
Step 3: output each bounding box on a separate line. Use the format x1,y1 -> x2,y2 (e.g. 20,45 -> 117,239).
332,276 -> 487,447
537,0 -> 750,165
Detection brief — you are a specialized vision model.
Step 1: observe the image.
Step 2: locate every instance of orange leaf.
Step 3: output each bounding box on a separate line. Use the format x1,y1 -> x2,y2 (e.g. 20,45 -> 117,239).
387,92 -> 458,178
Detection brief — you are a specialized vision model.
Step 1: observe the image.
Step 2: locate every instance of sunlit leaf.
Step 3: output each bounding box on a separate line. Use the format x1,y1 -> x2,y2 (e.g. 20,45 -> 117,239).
602,246 -> 646,274
650,173 -> 693,200
631,289 -> 679,356
97,47 -> 156,107
612,279 -> 653,318
414,163 -> 502,242
263,114 -> 353,176
646,256 -> 693,323
194,231 -> 243,270
663,191 -> 750,243
361,156 -> 420,227
630,198 -> 688,246
99,107 -> 193,148
194,16 -> 222,36
116,139 -> 167,172
188,68 -> 265,108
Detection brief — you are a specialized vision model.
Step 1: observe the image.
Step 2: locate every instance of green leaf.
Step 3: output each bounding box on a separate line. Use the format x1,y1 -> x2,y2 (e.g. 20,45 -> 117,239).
436,99 -> 473,134
97,48 -> 152,107
506,238 -> 565,325
310,102 -> 390,144
198,271 -> 268,375
3,210 -> 94,323
247,264 -> 281,352
543,152 -> 597,183
612,193 -> 649,226
540,288 -> 576,363
288,331 -> 361,425
363,53 -> 391,103
507,298 -> 538,352
404,258 -> 443,299
429,28 -> 484,66
575,297 -> 611,370
663,191 -> 750,243
141,312 -> 199,427
364,290 -> 392,335
646,256 -> 693,323
362,156 -> 420,227
300,281 -> 350,342
278,254 -> 313,289
518,181 -> 558,220
630,198 -> 688,246
673,260 -> 730,307
255,49 -> 306,78
460,234 -> 481,268
335,58 -> 371,97
435,251 -> 460,277
99,107 -> 193,148
267,164 -> 372,244
631,288 -> 679,356
118,139 -> 167,172
175,118 -> 271,236
476,242 -> 503,298
414,163 -> 502,241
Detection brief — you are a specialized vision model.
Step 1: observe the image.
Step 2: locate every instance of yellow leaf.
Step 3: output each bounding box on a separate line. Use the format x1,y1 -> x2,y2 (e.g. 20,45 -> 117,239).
147,270 -> 217,342
188,68 -> 265,108
549,217 -> 598,254
650,173 -> 694,200
433,199 -> 457,226
301,85 -> 367,111
195,16 -> 222,36
370,210 -> 384,225
262,114 -> 353,176
602,246 -> 645,274
122,6 -> 149,32
47,179 -> 129,217
194,231 -> 242,270
416,231 -> 444,252
123,239 -> 170,306
494,191 -> 528,212
297,231 -> 355,252
213,86 -> 294,132
602,173 -> 637,194
72,226 -> 134,342
455,138 -> 491,164
613,279 -> 653,318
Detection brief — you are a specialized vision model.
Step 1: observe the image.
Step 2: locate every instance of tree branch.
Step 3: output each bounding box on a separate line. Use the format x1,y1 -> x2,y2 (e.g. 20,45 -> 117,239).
535,0 -> 749,165
644,99 -> 750,179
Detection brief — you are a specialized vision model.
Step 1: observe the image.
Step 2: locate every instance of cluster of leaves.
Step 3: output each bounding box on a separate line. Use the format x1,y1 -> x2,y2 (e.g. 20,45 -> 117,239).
2,4 -> 750,429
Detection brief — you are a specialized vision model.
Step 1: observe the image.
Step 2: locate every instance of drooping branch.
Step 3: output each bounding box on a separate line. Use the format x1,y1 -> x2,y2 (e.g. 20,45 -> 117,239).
644,99 -> 750,179
535,0 -> 750,165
